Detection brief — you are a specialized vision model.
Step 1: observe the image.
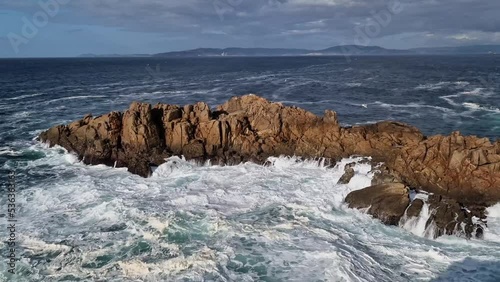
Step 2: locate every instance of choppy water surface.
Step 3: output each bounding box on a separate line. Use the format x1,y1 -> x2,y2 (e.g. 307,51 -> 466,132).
0,56 -> 500,281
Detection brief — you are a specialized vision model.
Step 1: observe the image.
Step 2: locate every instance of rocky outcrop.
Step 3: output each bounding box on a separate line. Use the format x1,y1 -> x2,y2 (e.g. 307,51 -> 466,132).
399,193 -> 486,239
345,183 -> 410,225
347,185 -> 487,239
40,95 -> 428,177
39,94 -> 500,230
424,194 -> 486,239
390,132 -> 500,205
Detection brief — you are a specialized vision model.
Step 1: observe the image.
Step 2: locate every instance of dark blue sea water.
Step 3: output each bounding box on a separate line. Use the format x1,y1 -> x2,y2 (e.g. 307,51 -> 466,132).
1,56 -> 500,141
1,56 -> 500,281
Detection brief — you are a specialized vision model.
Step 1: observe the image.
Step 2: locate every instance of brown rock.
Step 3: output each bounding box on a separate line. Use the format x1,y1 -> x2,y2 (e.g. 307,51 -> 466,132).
196,121 -> 222,155
122,102 -> 162,151
193,102 -> 211,122
406,199 -> 424,218
182,141 -> 205,159
425,194 -> 485,239
166,121 -> 191,155
388,131 -> 500,205
38,94 -> 500,209
338,163 -> 355,185
345,183 -> 410,225
371,163 -> 402,186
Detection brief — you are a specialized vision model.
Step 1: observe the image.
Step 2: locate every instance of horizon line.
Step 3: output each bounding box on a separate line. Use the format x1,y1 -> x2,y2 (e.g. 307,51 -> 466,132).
2,43 -> 500,59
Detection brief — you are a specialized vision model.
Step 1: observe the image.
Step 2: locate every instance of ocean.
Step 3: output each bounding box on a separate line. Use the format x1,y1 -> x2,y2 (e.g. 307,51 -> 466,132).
1,56 -> 500,281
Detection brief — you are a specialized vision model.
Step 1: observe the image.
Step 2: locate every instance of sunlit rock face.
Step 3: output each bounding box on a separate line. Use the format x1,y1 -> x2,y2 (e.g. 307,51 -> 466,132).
40,94 -> 500,210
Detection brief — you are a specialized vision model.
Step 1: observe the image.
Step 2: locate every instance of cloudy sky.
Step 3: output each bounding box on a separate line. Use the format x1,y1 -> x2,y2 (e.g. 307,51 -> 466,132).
0,0 -> 499,57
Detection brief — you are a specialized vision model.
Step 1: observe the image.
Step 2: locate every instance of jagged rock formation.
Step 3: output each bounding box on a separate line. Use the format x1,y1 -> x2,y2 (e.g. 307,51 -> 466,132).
346,185 -> 486,239
390,132 -> 500,205
39,94 -> 500,238
39,94 -> 427,176
399,191 -> 487,239
423,194 -> 486,238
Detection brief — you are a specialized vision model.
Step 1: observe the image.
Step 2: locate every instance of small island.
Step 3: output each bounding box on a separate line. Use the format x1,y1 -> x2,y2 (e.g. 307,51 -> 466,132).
39,94 -> 500,239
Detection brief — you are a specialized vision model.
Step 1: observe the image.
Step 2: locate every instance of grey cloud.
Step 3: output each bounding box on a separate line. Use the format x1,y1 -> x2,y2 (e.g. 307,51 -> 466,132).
0,0 -> 499,48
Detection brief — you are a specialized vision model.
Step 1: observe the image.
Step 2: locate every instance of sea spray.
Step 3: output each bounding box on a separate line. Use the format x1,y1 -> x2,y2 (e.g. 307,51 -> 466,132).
400,192 -> 434,238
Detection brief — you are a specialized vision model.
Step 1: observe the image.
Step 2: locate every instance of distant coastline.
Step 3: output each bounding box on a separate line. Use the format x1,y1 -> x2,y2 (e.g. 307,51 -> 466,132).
77,44 -> 500,58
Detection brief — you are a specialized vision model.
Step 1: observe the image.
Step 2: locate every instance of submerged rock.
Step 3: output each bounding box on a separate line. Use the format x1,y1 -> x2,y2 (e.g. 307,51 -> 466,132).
406,198 -> 424,218
337,163 -> 355,184
345,183 -> 410,225
100,223 -> 128,233
424,194 -> 486,239
347,186 -> 487,239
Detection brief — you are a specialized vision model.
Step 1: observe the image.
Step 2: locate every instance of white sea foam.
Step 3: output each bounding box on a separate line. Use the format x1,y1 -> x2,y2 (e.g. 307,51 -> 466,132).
11,111 -> 31,119
4,92 -> 45,101
454,81 -> 470,87
460,87 -> 488,96
485,204 -> 500,242
42,95 -> 108,104
346,82 -> 362,87
400,193 -> 434,238
439,86 -> 496,112
374,101 -> 454,113
2,148 -> 500,281
463,102 -> 500,113
416,81 -> 470,91
0,146 -> 22,156
236,74 -> 276,81
19,236 -> 72,255
439,94 -> 461,107
463,102 -> 482,110
415,82 -> 449,90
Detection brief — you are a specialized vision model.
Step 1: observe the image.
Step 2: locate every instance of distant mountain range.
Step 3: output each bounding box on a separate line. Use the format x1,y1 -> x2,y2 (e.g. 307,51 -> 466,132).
79,45 -> 500,58
79,53 -> 151,58
152,45 -> 411,57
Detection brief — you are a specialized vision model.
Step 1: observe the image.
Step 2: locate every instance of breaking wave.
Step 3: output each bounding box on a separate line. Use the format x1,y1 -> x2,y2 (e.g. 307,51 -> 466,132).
1,147 -> 500,281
